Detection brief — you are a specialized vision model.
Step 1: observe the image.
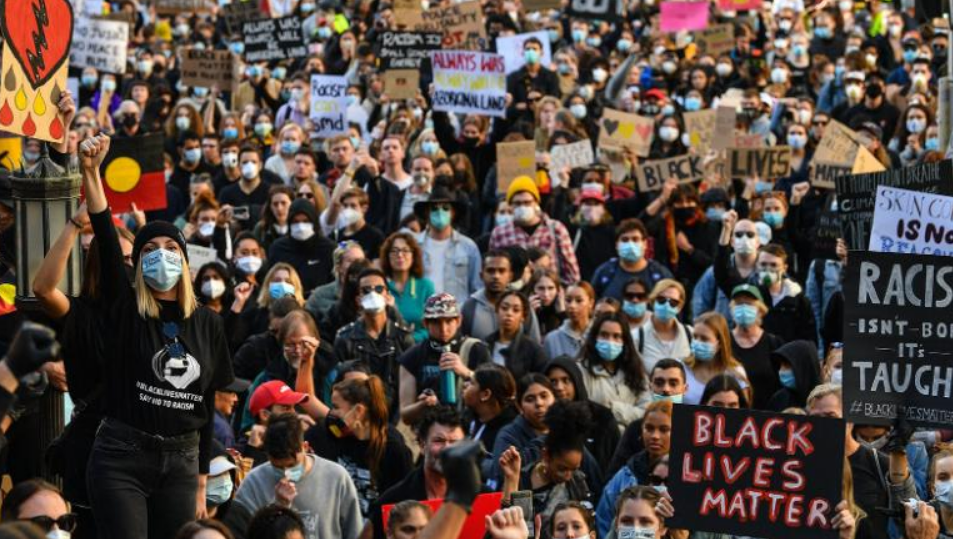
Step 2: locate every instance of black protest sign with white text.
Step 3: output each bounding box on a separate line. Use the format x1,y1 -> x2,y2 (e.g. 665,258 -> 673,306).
668,405 -> 844,539
843,250 -> 953,427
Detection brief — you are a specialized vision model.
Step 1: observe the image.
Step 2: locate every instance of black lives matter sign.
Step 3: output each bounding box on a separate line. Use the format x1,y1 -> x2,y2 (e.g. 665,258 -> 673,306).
242,16 -> 306,63
843,251 -> 953,427
668,405 -> 844,539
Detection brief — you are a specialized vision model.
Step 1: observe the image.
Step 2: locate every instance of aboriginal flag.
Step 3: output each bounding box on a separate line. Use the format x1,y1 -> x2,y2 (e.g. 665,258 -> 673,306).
99,134 -> 166,213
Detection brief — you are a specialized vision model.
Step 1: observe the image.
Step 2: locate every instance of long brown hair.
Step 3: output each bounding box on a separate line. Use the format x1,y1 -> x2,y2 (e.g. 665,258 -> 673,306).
688,312 -> 745,374
82,226 -> 135,299
333,375 -> 389,484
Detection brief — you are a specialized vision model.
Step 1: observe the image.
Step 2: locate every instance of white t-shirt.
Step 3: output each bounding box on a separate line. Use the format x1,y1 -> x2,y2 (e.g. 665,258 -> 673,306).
423,236 -> 451,293
632,318 -> 693,372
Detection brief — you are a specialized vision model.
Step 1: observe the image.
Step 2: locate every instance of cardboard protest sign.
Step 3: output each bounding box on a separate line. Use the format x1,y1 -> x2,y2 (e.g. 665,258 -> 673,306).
496,31 -> 552,75
181,49 -> 240,92
550,140 -> 594,173
431,51 -> 506,118
728,147 -> 792,179
635,154 -> 704,192
869,186 -> 953,255
842,250 -> 953,428
71,17 -> 128,74
599,108 -> 654,157
711,106 -> 736,151
186,245 -> 218,279
413,2 -> 485,49
811,120 -> 865,189
523,0 -> 561,11
382,70 -> 419,100
695,23 -> 734,56
683,111 -> 714,154
377,32 -> 442,71
243,17 -> 307,63
660,1 -> 709,32
382,493 -> 503,539
813,211 -> 841,260
154,0 -> 211,13
668,405 -> 844,539
836,160 -> 953,250
309,75 -> 348,137
733,131 -> 763,149
392,0 -> 421,26
717,0 -> 760,10
566,0 -> 624,21
100,134 -> 166,213
496,140 -> 536,194
0,0 -> 74,143
223,0 -> 259,35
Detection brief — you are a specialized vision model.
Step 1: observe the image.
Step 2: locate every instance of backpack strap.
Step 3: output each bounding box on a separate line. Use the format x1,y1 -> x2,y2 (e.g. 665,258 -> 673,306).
459,337 -> 480,365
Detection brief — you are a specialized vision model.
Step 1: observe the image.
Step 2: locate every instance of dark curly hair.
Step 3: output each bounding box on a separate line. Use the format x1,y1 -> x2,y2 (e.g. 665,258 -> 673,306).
543,400 -> 591,456
414,405 -> 465,443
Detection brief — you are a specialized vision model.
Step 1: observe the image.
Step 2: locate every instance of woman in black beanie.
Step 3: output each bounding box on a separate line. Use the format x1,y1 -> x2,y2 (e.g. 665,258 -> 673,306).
78,134 -> 234,539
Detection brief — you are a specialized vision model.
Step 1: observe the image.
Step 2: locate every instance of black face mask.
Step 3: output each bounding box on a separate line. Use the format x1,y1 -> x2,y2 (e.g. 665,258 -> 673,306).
673,207 -> 696,223
122,114 -> 138,128
462,136 -> 480,147
865,83 -> 883,99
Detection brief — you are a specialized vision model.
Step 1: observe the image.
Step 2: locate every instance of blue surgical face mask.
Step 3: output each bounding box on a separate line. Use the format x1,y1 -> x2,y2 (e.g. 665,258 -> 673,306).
623,300 -> 646,319
926,137 -> 940,151
558,63 -> 571,75
350,136 -> 361,150
653,300 -> 679,322
276,460 -> 305,482
269,281 -> 296,299
617,39 -> 632,52
691,340 -> 716,361
661,104 -> 675,117
346,94 -> 358,107
223,127 -> 239,139
586,36 -> 602,48
936,480 -> 953,507
81,74 -> 98,87
281,140 -> 301,155
193,87 -> 209,98
230,41 -> 245,55
732,304 -> 758,327
421,140 -> 439,155
684,97 -> 702,111
595,339 -> 623,361
754,180 -> 774,195
706,208 -> 725,221
548,29 -> 560,42
273,66 -> 287,80
903,50 -> 918,63
206,474 -> 233,506
653,393 -> 683,403
572,29 -> 586,43
524,48 -> 540,65
762,211 -> 784,228
570,103 -> 587,119
618,241 -> 644,262
22,150 -> 39,163
317,26 -> 332,39
141,249 -> 183,292
779,369 -> 796,389
184,148 -> 202,164
814,27 -> 831,39
429,208 -> 451,230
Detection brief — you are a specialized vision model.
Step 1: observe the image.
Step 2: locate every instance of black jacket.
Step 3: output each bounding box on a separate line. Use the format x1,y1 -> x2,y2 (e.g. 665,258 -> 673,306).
333,317 -> 415,395
267,235 -> 336,295
485,330 -> 549,381
767,340 -> 821,411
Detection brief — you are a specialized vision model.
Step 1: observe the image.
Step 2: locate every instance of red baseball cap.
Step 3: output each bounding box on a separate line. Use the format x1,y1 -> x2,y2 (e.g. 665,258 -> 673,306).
643,88 -> 667,101
249,381 -> 308,417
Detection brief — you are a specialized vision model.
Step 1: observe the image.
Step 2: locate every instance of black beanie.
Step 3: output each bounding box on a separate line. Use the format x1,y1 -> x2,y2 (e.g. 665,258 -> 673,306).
133,221 -> 189,265
289,198 -> 319,225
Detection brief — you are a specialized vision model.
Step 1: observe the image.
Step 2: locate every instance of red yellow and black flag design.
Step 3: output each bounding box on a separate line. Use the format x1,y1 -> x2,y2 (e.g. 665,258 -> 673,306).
99,133 -> 166,213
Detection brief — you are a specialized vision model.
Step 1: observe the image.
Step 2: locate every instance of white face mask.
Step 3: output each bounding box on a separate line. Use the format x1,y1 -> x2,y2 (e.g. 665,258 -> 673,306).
236,256 -> 263,274
47,530 -> 71,539
659,126 -> 679,142
222,152 -> 238,168
733,235 -> 757,254
495,214 -> 513,227
198,221 -> 215,237
339,208 -> 361,228
201,279 -> 226,299
592,68 -> 608,82
290,222 -> 315,240
830,367 -> 843,385
618,526 -> 656,539
361,292 -> 386,312
513,205 -> 537,223
241,162 -> 259,180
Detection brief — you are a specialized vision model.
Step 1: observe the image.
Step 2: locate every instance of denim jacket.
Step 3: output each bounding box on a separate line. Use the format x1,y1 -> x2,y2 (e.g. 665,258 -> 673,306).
804,258 -> 843,349
692,258 -> 758,323
417,229 -> 483,306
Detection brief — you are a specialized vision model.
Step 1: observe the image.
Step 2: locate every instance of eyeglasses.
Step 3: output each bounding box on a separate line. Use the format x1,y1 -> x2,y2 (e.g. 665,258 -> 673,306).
390,248 -> 413,256
624,292 -> 647,301
22,514 -> 78,533
831,342 -> 844,349
655,297 -> 681,308
297,192 -> 314,199
812,119 -> 829,126
734,231 -> 756,239
360,285 -> 387,295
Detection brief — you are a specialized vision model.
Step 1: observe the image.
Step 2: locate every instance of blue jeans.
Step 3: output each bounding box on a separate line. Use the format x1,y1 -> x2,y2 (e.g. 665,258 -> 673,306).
86,419 -> 199,539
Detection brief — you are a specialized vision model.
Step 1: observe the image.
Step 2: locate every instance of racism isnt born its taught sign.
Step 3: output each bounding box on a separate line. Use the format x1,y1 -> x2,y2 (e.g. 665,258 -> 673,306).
668,405 -> 844,539
843,251 -> 953,428
431,51 -> 505,118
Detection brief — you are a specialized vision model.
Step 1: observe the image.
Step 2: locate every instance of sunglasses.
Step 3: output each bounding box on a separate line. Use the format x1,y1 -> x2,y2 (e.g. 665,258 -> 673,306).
655,297 -> 681,308
23,514 -> 78,533
812,119 -> 828,126
297,192 -> 314,199
734,231 -> 756,239
360,285 -> 386,295
624,292 -> 647,301
647,475 -> 667,486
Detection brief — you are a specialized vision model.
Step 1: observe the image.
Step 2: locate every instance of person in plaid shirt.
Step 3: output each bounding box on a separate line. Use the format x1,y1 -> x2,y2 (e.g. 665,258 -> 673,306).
489,176 -> 580,286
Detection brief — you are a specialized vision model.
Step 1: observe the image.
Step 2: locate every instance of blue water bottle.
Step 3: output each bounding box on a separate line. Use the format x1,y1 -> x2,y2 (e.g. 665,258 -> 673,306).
440,345 -> 457,404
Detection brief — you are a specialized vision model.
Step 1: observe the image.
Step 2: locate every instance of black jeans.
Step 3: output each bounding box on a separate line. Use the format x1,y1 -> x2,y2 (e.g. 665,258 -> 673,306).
86,419 -> 199,539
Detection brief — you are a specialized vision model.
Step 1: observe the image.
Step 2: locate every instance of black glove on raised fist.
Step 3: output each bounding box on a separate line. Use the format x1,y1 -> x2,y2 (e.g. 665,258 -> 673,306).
6,322 -> 59,379
439,440 -> 485,513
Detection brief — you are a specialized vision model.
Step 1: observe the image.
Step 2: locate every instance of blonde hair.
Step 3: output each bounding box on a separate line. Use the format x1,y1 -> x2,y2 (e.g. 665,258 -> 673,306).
135,257 -> 197,319
806,383 -> 842,411
648,278 -> 686,304
256,262 -> 305,308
